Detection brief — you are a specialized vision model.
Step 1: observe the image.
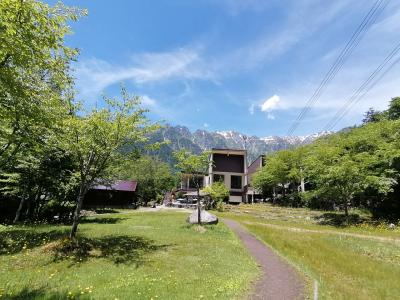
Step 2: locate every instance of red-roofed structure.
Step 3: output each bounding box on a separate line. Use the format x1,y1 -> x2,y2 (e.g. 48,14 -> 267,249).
91,181 -> 137,192
84,180 -> 138,208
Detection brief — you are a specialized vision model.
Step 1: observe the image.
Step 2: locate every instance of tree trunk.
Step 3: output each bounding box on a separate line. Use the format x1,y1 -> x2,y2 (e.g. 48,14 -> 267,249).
344,200 -> 349,224
272,187 -> 276,204
14,197 -> 26,223
70,184 -> 87,239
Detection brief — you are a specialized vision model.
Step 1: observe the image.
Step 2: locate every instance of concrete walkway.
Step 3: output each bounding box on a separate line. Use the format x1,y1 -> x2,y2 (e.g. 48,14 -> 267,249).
223,219 -> 305,300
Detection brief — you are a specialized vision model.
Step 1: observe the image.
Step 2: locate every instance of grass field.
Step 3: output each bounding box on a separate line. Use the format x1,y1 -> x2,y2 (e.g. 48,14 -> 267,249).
0,210 -> 259,300
219,204 -> 400,300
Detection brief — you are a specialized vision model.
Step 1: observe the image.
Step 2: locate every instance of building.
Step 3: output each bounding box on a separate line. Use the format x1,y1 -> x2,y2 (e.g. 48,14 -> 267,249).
84,180 -> 138,208
177,149 -> 269,204
204,148 -> 247,203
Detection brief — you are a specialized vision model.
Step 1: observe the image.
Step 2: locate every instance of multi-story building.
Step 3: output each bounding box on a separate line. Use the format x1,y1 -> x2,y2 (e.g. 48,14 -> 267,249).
204,148 -> 247,203
177,148 -> 269,204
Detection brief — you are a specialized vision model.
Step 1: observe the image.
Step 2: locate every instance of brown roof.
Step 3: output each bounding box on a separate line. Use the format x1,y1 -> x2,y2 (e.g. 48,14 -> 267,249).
91,180 -> 137,192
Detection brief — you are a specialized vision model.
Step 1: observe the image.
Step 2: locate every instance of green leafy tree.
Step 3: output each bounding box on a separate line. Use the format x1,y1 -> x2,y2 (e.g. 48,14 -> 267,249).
202,181 -> 229,211
253,149 -> 305,203
0,0 -> 86,168
362,107 -> 384,124
61,89 -> 158,238
112,156 -> 177,207
174,150 -> 210,225
387,97 -> 400,120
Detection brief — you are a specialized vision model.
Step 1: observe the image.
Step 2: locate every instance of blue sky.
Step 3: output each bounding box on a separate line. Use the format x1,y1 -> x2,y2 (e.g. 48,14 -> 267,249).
55,0 -> 400,136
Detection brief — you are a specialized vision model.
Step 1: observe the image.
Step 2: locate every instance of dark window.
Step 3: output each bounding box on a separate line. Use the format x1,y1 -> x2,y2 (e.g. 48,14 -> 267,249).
231,175 -> 242,189
213,174 -> 224,183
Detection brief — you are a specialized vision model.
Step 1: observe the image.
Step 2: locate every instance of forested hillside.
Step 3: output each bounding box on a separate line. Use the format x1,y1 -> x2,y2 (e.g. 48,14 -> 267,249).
253,98 -> 400,220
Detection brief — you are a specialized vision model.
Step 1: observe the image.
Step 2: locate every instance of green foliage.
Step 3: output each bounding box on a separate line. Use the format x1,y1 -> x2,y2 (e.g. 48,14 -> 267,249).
174,150 -> 210,177
202,181 -> 229,210
174,150 -> 210,191
362,107 -> 385,124
0,0 -> 86,168
0,0 -> 85,223
61,89 -> 159,237
253,99 -> 400,219
111,156 -> 177,206
388,97 -> 400,120
253,148 -> 305,203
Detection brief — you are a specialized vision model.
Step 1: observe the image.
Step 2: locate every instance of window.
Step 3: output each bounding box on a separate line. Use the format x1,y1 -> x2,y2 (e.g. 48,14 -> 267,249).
213,174 -> 224,183
231,175 -> 242,189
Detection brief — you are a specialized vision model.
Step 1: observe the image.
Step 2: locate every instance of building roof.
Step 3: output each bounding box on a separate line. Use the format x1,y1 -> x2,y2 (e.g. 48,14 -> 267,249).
91,180 -> 137,192
211,148 -> 247,154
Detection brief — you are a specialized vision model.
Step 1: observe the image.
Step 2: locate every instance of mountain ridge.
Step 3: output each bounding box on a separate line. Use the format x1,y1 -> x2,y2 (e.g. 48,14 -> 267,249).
146,125 -> 332,165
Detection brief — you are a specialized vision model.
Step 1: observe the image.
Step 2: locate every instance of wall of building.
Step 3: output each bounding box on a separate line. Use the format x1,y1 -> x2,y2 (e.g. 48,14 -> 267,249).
208,150 -> 247,203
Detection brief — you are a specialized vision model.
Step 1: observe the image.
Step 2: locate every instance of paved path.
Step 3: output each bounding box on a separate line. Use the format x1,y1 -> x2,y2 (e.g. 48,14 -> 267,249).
223,219 -> 305,300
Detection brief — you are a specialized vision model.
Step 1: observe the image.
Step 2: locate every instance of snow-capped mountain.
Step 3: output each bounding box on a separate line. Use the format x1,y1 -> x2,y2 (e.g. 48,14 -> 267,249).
146,125 -> 332,165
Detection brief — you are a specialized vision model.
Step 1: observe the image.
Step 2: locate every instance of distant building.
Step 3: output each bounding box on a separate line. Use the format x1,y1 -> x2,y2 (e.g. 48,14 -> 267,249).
176,148 -> 270,204
84,180 -> 138,208
204,148 -> 247,203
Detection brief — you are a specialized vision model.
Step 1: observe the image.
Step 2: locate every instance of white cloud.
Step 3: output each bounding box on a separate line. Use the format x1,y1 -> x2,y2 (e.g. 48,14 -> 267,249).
140,95 -> 156,107
74,47 -> 213,99
260,95 -> 280,112
248,103 -> 255,115
209,1 -> 358,73
203,123 -> 210,128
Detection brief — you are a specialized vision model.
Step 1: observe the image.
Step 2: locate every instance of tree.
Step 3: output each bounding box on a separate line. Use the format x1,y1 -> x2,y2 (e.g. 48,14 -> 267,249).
0,0 -> 86,169
174,150 -> 210,225
202,181 -> 229,211
387,97 -> 400,120
316,158 -> 363,218
252,149 -> 305,203
362,107 -> 383,124
112,156 -> 177,207
0,145 -> 77,223
61,89 -> 158,238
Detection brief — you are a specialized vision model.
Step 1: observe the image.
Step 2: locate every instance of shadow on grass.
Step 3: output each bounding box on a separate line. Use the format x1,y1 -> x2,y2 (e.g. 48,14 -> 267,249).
4,287 -> 86,300
79,217 -> 127,224
0,229 -> 170,266
315,212 -> 367,227
0,229 -> 68,255
52,235 -> 169,266
94,208 -> 120,214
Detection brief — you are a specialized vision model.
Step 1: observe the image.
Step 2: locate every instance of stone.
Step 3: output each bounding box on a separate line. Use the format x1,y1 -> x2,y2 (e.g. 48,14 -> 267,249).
187,210 -> 218,225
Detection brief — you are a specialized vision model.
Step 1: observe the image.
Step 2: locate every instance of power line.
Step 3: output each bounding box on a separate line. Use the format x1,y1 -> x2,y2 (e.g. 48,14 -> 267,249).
286,0 -> 389,135
324,42 -> 400,131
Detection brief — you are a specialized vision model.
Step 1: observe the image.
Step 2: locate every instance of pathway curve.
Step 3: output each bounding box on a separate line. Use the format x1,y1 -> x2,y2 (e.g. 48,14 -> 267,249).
223,219 -> 305,300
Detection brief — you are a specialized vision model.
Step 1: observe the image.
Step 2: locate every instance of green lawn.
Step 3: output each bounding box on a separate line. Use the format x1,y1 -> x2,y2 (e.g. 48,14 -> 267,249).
219,204 -> 400,300
0,210 -> 259,300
